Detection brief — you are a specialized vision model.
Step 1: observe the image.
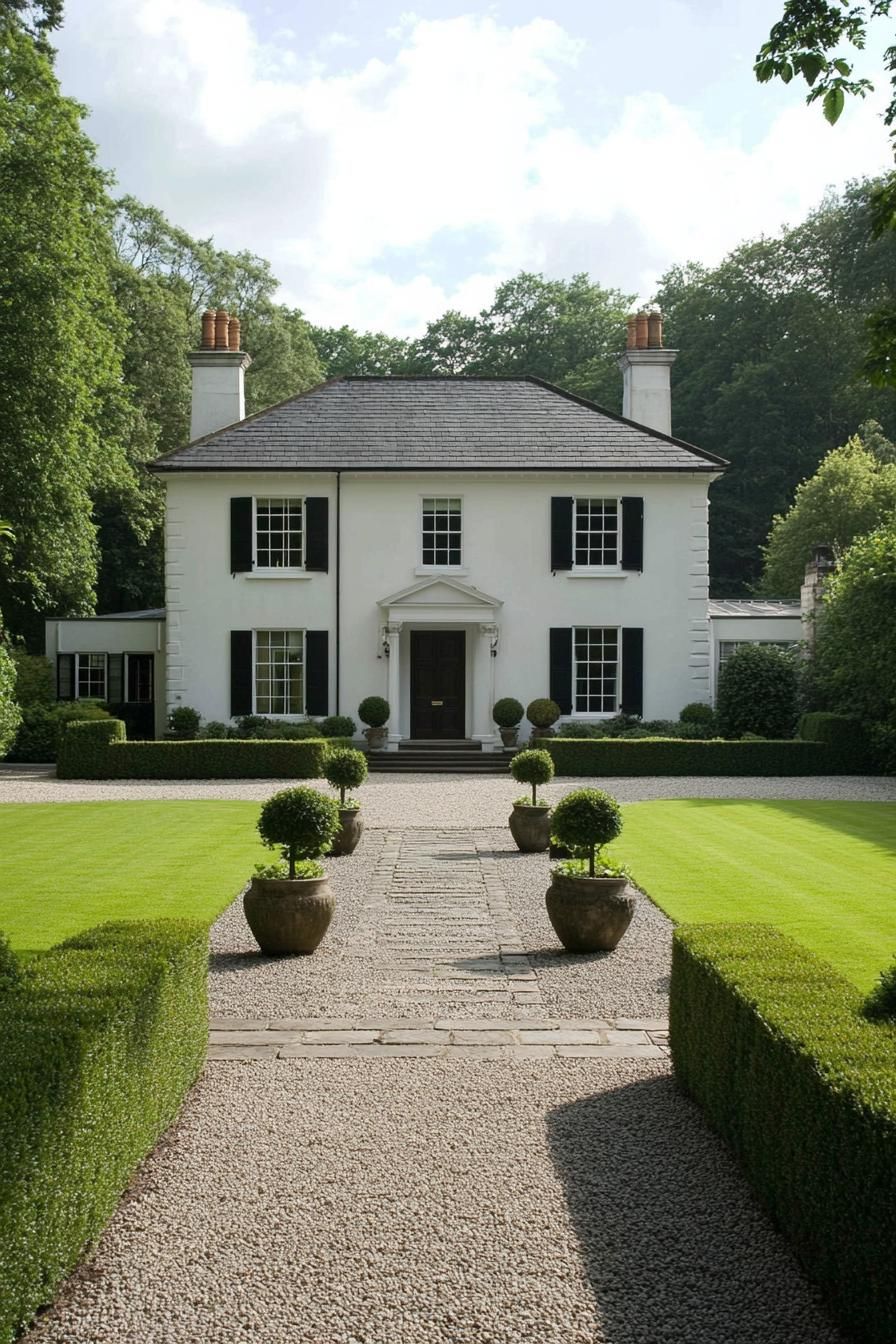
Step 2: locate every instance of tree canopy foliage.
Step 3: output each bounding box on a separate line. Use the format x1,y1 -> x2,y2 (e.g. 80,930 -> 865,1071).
761,422 -> 896,593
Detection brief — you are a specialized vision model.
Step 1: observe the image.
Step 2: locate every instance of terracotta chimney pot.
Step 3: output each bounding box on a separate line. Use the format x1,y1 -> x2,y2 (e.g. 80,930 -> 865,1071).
635,311 -> 649,349
227,316 -> 241,351
200,309 -> 216,350
214,307 -> 230,350
647,311 -> 664,349
626,316 -> 638,350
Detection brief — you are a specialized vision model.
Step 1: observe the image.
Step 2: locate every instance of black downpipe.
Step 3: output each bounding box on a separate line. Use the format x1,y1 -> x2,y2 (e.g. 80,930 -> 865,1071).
335,470 -> 341,713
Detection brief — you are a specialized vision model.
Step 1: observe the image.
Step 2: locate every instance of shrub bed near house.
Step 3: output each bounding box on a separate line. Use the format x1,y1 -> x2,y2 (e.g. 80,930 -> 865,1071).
670,924 -> 896,1344
0,919 -> 207,1344
6,701 -> 113,764
57,720 -> 332,779
542,737 -> 830,775
797,711 -> 873,772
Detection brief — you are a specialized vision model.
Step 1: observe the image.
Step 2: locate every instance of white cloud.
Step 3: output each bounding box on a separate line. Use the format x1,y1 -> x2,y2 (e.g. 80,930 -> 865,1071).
56,1 -> 893,334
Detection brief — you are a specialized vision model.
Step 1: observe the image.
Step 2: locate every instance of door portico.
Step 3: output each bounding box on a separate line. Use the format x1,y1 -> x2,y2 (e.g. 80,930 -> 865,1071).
377,577 -> 502,749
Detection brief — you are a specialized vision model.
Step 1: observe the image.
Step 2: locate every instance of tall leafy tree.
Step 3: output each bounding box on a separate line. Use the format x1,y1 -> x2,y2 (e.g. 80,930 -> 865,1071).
761,422 -> 896,593
656,180 -> 896,593
309,324 -> 412,377
755,3 -> 896,384
0,23 -> 131,641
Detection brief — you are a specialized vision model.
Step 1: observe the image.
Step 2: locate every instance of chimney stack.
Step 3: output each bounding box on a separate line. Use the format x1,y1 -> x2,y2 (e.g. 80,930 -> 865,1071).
800,544 -> 836,652
617,309 -> 677,437
187,308 -> 251,440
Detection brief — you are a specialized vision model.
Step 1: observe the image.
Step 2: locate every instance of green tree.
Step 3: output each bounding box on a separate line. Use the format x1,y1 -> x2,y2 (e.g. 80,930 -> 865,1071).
755,4 -> 896,384
761,423 -> 896,593
716,644 -> 800,739
309,324 -> 412,377
0,634 -> 20,756
656,180 -> 896,592
0,26 -> 132,641
0,1 -> 63,52
815,520 -> 896,730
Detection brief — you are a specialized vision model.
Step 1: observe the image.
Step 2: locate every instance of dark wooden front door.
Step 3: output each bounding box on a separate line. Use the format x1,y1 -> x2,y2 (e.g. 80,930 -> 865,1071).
410,631 -> 466,738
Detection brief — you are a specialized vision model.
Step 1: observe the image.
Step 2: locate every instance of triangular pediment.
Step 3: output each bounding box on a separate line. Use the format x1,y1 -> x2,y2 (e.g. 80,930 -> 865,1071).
378,576 -> 502,609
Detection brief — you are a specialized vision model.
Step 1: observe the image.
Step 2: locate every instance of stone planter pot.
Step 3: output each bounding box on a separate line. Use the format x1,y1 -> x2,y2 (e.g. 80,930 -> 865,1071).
530,725 -> 556,740
364,725 -> 387,751
329,806 -> 364,856
508,803 -> 552,852
499,725 -> 520,748
545,872 -> 635,953
243,875 -> 335,955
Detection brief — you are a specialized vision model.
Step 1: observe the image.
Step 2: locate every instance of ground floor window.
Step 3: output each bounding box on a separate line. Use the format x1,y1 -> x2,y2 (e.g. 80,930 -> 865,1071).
126,653 -> 154,703
717,639 -> 797,674
573,626 -> 618,713
58,653 -> 108,701
255,630 -> 304,715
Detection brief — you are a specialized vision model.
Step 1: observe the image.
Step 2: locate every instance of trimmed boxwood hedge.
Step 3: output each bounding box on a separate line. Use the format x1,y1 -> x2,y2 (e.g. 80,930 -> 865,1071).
542,737 -> 829,776
58,721 -> 331,779
670,924 -> 896,1344
0,919 -> 207,1343
797,711 -> 872,772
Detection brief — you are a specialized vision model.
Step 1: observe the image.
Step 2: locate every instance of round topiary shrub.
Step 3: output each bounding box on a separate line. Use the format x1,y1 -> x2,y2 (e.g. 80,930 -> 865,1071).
324,747 -> 368,806
492,697 -> 524,729
510,748 -> 555,805
526,698 -> 561,730
551,788 -> 622,877
204,720 -> 229,739
358,696 -> 390,728
320,714 -> 357,739
679,702 -> 714,725
716,645 -> 799,740
169,705 -> 201,739
257,787 -> 341,878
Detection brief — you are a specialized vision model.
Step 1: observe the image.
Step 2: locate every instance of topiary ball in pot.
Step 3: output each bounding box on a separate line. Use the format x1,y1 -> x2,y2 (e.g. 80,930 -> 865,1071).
323,747 -> 368,855
493,697 -> 524,747
508,748 -> 554,851
547,788 -> 633,953
358,696 -> 390,750
527,698 -> 561,738
246,787 -> 342,955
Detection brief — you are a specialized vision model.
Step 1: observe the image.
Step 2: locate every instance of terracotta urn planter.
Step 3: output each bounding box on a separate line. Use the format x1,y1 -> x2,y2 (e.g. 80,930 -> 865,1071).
545,872 -> 635,953
509,803 -> 552,852
329,806 -> 364,856
243,875 -> 335,955
364,725 -> 387,751
499,726 -> 519,748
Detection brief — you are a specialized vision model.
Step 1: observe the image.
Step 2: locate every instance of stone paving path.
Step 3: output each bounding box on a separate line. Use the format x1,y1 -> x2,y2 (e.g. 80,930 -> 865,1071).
209,830 -> 667,1060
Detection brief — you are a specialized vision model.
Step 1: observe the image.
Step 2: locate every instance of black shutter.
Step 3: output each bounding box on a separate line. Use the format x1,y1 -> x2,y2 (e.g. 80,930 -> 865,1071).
304,498 -> 329,572
230,630 -> 253,717
549,628 -> 573,715
621,628 -> 644,717
621,497 -> 644,572
550,497 -> 573,571
230,498 -> 253,573
57,654 -> 74,700
305,631 -> 328,716
108,654 -> 124,705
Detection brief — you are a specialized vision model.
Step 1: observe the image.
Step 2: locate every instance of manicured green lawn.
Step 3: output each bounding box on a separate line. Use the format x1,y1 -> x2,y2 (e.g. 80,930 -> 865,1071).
0,802 -> 263,952
613,799 -> 896,991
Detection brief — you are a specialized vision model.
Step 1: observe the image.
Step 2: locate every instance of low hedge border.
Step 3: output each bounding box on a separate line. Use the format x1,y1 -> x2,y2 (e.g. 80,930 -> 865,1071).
542,737 -> 830,776
670,924 -> 896,1344
58,721 -> 332,779
798,711 -> 873,771
0,919 -> 207,1343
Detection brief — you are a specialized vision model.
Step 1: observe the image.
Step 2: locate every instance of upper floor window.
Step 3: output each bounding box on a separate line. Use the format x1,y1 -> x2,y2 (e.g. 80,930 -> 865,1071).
255,630 -> 304,715
255,497 -> 303,569
422,497 -> 462,567
574,498 -> 618,568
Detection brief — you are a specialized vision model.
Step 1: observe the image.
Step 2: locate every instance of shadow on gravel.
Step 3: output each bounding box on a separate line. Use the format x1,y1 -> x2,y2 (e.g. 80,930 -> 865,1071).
547,1075 -> 843,1344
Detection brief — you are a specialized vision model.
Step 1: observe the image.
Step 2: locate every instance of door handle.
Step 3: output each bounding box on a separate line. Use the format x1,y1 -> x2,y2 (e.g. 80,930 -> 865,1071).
431,699 -> 443,706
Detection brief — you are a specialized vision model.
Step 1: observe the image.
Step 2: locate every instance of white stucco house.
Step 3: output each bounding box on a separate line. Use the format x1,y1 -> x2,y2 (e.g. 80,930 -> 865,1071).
45,309 -> 805,746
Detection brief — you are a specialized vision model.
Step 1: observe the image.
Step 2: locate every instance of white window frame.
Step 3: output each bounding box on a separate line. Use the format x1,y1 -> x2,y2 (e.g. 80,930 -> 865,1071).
72,652 -> 108,701
253,629 -> 306,718
571,496 -> 621,573
252,496 -> 306,574
418,494 -> 465,572
572,626 -> 620,717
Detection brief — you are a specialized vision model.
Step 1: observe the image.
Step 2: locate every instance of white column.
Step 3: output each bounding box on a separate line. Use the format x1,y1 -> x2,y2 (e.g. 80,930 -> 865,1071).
472,623 -> 499,751
385,622 -> 402,750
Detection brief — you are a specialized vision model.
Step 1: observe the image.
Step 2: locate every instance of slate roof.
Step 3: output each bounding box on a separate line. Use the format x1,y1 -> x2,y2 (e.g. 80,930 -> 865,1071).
149,376 -> 728,475
708,599 -> 801,618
